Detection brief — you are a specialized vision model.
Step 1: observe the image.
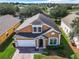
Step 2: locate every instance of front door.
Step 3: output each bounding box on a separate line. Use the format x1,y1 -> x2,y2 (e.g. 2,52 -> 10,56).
39,39 -> 43,47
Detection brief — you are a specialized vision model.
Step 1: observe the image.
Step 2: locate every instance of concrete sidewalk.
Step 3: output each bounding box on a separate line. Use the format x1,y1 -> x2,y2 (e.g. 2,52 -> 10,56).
12,49 -> 34,59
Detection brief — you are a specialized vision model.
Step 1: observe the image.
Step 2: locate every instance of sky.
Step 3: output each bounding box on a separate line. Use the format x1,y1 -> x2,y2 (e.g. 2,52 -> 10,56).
0,0 -> 79,3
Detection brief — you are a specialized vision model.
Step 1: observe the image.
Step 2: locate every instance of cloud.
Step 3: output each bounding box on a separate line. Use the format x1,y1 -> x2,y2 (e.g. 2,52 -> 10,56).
0,0 -> 79,3
50,0 -> 79,3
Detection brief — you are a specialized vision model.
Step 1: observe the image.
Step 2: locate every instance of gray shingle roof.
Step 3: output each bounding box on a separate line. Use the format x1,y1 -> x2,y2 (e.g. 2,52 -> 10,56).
32,19 -> 44,25
38,13 -> 61,33
16,13 -> 61,33
62,13 -> 79,28
0,15 -> 20,36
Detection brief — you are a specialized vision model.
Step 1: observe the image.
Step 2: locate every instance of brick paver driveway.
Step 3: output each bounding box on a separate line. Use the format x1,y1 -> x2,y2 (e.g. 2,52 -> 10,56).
12,49 -> 34,59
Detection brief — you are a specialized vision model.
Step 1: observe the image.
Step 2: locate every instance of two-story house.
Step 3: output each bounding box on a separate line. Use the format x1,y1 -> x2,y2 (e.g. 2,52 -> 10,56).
61,13 -> 79,48
14,13 -> 61,49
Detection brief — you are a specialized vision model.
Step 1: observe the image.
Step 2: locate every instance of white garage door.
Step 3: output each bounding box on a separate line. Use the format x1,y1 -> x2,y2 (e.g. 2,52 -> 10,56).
17,40 -> 35,47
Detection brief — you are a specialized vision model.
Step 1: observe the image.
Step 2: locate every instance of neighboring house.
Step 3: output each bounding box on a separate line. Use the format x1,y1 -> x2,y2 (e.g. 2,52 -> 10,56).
14,13 -> 61,49
0,15 -> 20,44
61,13 -> 79,48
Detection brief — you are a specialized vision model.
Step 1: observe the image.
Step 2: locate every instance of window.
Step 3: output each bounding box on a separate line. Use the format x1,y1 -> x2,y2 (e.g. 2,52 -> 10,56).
50,39 -> 56,45
65,27 -> 69,33
32,25 -> 42,33
33,27 -> 37,32
49,38 -> 57,45
38,27 -> 42,32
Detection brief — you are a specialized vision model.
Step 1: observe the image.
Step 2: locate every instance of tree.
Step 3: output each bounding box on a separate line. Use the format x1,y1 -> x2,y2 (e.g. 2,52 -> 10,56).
70,17 -> 79,39
41,6 -> 48,12
0,4 -> 16,15
20,5 -> 43,18
15,6 -> 19,12
50,6 -> 68,19
57,5 -> 72,10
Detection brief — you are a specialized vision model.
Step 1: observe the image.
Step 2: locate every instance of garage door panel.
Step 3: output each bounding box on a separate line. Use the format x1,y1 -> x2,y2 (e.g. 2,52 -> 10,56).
17,40 -> 35,47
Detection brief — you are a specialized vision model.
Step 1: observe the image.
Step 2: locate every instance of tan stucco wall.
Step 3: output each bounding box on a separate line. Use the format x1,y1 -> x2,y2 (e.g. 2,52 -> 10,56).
0,22 -> 20,44
45,31 -> 59,38
16,38 -> 32,40
45,38 -> 48,46
19,24 -> 49,33
42,25 -> 49,31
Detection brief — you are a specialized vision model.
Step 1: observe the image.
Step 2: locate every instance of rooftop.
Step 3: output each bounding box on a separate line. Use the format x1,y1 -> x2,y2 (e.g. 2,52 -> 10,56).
16,13 -> 61,33
62,13 -> 79,28
0,15 -> 20,36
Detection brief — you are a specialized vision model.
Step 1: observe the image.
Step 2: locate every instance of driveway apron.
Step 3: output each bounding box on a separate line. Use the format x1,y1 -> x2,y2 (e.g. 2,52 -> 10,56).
12,49 -> 34,59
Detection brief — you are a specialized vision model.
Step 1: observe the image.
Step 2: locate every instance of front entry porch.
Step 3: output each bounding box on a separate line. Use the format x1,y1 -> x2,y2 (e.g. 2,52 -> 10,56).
36,39 -> 46,49
35,36 -> 46,49
35,35 -> 60,49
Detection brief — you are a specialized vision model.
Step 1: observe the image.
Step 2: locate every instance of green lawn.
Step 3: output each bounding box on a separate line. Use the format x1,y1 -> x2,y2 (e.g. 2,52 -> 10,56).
0,33 -> 16,59
34,54 -> 62,59
34,29 -> 78,59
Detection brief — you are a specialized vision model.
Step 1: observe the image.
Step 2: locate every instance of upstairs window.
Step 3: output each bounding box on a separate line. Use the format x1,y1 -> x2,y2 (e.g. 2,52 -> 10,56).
32,25 -> 42,33
38,27 -> 42,32
33,27 -> 37,32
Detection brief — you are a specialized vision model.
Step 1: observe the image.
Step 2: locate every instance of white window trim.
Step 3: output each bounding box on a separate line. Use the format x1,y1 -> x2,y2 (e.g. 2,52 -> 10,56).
32,25 -> 42,33
48,37 -> 58,46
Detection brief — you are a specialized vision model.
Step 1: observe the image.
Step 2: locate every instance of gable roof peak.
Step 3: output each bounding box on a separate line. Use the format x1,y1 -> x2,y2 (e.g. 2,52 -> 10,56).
62,13 -> 79,28
16,13 -> 61,33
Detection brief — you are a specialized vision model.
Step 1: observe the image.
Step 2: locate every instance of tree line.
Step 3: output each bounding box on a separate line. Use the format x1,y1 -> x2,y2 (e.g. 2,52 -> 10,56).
0,3 -> 72,19
0,4 -> 16,15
